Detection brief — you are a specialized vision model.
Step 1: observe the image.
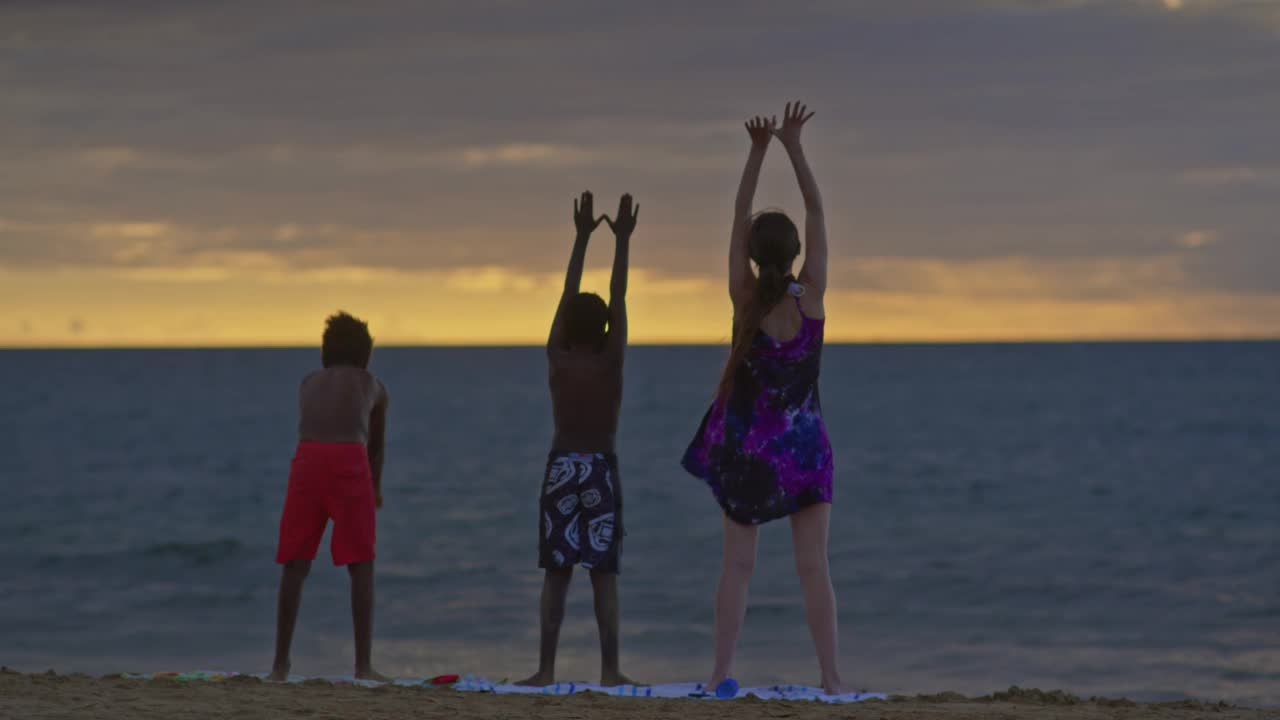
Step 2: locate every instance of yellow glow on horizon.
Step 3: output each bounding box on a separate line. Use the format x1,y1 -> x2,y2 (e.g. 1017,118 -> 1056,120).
2,259 -> 1279,348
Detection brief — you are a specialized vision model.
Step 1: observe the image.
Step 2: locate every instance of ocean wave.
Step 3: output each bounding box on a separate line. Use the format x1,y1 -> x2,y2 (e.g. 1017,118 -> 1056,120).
143,539 -> 242,566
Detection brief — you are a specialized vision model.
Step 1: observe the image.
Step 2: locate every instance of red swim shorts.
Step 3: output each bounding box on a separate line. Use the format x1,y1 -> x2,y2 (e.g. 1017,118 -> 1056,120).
275,442 -> 376,566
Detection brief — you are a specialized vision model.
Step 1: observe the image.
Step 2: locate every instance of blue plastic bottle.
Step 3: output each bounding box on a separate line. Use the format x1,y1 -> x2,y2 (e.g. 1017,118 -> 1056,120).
715,678 -> 739,699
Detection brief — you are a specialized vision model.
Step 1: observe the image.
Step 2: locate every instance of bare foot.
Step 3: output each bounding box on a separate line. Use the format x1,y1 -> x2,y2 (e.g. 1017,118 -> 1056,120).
267,663 -> 290,682
514,672 -> 553,687
600,671 -> 641,687
822,677 -> 845,696
702,676 -> 726,695
354,667 -> 392,683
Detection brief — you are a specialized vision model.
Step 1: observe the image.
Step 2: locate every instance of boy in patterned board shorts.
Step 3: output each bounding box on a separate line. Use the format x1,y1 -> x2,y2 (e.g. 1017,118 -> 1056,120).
516,191 -> 638,688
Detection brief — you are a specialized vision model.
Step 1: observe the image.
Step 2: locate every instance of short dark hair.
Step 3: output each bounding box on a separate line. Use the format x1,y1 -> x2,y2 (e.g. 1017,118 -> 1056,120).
564,292 -> 609,347
321,311 -> 373,368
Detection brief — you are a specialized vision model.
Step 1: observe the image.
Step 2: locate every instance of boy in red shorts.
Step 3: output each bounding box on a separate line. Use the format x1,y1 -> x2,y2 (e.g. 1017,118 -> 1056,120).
270,312 -> 390,682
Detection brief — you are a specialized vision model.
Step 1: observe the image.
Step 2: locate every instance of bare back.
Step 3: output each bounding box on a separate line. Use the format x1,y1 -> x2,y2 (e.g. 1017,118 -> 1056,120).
752,282 -> 826,343
548,347 -> 623,454
298,366 -> 389,445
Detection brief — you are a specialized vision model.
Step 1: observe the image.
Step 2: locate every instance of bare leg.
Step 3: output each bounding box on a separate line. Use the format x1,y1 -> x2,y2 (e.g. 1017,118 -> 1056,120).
270,559 -> 311,681
348,561 -> 390,682
515,567 -> 574,686
790,503 -> 844,695
707,515 -> 759,689
589,570 -> 637,686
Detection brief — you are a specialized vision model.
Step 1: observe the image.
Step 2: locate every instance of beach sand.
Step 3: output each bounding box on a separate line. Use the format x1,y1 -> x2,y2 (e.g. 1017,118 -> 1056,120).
2,669 -> 1271,720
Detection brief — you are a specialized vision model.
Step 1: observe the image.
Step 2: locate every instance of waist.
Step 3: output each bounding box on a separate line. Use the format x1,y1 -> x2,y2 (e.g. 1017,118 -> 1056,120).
298,428 -> 369,444
549,431 -> 617,459
545,445 -> 614,461
294,441 -> 369,459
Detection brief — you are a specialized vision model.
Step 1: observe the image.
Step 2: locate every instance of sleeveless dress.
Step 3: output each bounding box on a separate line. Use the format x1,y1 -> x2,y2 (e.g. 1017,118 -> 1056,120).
681,294 -> 834,525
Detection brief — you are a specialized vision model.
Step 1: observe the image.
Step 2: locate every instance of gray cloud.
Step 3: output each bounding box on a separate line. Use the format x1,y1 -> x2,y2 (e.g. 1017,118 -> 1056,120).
1,0 -> 1277,292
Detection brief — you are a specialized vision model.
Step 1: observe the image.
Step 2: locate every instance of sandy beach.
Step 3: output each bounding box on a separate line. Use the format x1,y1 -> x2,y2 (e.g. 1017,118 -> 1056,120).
2,669 -> 1270,720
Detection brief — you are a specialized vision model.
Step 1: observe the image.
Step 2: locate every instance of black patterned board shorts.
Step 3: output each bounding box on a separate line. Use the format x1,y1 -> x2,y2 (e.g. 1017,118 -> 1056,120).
539,452 -> 622,574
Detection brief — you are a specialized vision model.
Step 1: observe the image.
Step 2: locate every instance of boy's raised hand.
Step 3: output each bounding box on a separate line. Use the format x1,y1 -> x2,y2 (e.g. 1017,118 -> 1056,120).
604,194 -> 639,237
574,190 -> 607,235
745,115 -> 775,149
772,101 -> 815,148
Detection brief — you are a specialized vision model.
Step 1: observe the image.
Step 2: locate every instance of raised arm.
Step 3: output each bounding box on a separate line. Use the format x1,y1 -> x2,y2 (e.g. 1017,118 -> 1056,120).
548,190 -> 604,350
774,101 -> 826,295
730,116 -> 775,309
604,193 -> 638,358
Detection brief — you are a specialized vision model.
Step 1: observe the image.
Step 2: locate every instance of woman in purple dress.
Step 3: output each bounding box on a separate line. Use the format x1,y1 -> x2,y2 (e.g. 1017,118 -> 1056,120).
682,101 -> 843,695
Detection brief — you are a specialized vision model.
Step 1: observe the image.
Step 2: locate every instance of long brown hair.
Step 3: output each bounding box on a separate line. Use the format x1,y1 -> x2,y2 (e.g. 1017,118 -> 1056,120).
717,211 -> 801,397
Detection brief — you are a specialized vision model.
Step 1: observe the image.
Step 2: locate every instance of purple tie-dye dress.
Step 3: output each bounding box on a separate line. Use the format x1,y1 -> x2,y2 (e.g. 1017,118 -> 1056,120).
682,297 -> 834,525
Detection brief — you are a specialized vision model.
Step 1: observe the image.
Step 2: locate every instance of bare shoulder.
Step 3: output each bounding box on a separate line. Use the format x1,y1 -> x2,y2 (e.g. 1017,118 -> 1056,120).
355,369 -> 388,406
797,282 -> 825,319
547,343 -> 570,371
601,338 -> 625,369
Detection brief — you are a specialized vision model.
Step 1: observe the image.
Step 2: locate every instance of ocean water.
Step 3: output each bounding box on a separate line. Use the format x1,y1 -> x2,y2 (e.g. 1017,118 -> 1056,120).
1,343 -> 1277,705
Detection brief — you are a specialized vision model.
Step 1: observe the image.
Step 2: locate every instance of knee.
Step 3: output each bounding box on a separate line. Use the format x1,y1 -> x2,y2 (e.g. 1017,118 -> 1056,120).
546,598 -> 568,625
588,569 -> 616,586
544,570 -> 573,619
723,554 -> 756,579
283,559 -> 311,578
794,555 -> 829,583
547,567 -> 574,588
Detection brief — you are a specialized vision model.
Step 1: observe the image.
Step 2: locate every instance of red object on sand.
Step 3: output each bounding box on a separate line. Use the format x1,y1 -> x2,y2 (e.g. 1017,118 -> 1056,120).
430,674 -> 459,685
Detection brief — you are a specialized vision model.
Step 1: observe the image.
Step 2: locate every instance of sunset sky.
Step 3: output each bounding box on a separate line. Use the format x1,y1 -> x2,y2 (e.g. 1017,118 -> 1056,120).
2,0 -> 1278,346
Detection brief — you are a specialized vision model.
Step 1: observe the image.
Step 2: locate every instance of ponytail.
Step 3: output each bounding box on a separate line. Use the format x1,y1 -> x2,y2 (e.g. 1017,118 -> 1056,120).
717,263 -> 793,398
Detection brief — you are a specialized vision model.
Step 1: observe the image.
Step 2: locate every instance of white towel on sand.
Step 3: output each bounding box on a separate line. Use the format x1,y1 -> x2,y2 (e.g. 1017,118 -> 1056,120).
452,674 -> 887,703
114,671 -> 886,703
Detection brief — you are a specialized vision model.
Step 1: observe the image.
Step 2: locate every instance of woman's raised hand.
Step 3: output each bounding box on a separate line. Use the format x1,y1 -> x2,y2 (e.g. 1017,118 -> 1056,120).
772,101 -> 815,148
745,115 -> 776,149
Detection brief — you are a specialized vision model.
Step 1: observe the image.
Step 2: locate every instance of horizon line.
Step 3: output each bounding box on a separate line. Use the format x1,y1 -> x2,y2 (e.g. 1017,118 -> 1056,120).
2,336 -> 1278,351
